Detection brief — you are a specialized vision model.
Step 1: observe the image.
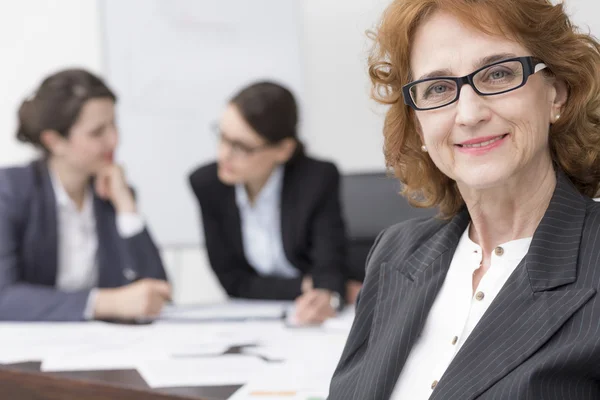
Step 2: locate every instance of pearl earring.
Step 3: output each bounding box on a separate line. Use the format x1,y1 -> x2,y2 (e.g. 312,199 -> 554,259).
421,145 -> 428,152
555,114 -> 561,122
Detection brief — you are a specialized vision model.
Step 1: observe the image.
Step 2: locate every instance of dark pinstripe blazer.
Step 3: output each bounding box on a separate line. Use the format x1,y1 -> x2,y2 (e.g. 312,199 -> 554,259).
329,171 -> 600,399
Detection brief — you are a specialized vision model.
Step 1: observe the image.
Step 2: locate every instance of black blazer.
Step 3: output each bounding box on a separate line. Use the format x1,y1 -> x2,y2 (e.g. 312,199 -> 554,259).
189,155 -> 347,300
329,170 -> 600,399
0,160 -> 167,321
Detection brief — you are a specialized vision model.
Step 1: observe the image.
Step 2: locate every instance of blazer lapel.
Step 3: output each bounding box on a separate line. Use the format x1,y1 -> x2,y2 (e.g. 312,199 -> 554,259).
223,186 -> 246,260
431,172 -> 597,400
94,194 -> 126,287
25,161 -> 59,286
280,162 -> 296,259
354,210 -> 470,400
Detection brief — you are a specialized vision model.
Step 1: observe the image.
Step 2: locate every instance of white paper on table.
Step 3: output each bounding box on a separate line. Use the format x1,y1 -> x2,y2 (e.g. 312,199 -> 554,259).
0,322 -> 127,364
322,306 -> 356,332
232,327 -> 348,399
1,319 -> 281,371
137,354 -> 269,388
41,322 -> 261,372
41,342 -> 232,372
228,357 -> 339,400
284,305 -> 356,331
243,327 -> 348,362
42,348 -> 157,372
242,345 -> 290,361
159,300 -> 292,322
39,323 -> 163,371
229,386 -> 327,400
149,321 -> 283,347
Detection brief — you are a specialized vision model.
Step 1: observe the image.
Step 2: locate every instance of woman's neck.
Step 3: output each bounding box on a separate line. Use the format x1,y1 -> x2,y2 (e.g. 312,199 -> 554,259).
245,167 -> 277,205
460,159 -> 556,257
48,158 -> 91,210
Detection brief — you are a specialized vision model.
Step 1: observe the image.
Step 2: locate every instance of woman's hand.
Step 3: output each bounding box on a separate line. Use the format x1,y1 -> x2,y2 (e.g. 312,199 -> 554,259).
94,278 -> 172,321
345,280 -> 362,305
95,164 -> 137,213
294,289 -> 337,325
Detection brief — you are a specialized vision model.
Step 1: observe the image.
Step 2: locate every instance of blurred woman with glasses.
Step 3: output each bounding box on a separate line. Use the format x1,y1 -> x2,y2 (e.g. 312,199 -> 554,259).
189,81 -> 348,325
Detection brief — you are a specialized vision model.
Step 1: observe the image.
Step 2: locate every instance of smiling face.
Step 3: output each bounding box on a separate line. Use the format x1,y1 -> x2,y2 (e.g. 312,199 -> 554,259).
409,10 -> 566,191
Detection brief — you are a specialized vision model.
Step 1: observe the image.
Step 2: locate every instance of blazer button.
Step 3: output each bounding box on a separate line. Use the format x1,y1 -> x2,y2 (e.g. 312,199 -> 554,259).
123,268 -> 137,281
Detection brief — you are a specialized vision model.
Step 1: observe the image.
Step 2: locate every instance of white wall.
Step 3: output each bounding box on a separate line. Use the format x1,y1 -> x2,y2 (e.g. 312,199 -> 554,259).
102,0 -> 306,247
298,0 -> 391,173
0,0 -> 103,167
564,0 -> 600,34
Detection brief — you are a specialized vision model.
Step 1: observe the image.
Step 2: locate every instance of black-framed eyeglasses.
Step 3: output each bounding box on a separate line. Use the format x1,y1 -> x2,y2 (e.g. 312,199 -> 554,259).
402,56 -> 548,111
210,123 -> 271,158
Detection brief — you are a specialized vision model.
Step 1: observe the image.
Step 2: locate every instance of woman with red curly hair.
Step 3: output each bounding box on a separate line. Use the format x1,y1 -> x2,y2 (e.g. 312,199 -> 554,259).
329,0 -> 600,399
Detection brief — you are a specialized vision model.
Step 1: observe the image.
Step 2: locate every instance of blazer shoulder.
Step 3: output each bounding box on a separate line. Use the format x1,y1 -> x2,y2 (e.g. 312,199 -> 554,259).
368,215 -> 447,266
581,198 -> 600,246
287,155 -> 340,185
188,162 -> 223,196
0,162 -> 37,205
297,155 -> 339,174
188,162 -> 234,214
585,198 -> 600,216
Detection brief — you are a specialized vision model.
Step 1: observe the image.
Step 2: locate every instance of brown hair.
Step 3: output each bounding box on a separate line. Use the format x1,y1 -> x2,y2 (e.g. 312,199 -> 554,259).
368,0 -> 600,217
17,68 -> 117,150
230,81 -> 305,158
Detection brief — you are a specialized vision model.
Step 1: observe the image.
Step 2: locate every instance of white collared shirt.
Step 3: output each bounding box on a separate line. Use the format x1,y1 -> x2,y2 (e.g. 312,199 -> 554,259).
391,225 -> 532,399
50,172 -> 145,319
235,166 -> 299,278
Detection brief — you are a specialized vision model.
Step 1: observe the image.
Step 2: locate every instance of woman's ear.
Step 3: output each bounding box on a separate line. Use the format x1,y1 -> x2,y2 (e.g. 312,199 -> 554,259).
274,138 -> 298,163
551,79 -> 568,119
40,130 -> 67,156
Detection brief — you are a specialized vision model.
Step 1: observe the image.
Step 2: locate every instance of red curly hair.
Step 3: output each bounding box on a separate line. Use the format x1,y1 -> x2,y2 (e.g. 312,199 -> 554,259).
369,0 -> 600,217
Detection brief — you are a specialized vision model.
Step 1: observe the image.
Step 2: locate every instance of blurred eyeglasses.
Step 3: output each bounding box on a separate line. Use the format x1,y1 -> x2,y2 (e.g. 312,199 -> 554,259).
211,123 -> 271,159
402,56 -> 548,111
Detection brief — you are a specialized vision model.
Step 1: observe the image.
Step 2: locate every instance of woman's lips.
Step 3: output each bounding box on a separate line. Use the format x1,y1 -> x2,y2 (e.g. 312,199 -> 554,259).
455,133 -> 509,154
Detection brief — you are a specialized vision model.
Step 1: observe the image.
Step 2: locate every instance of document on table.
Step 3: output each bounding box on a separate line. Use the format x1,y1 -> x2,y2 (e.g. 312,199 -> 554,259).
231,329 -> 347,399
284,305 -> 355,331
242,325 -> 349,362
41,340 -> 234,372
0,322 -> 123,364
159,300 -> 292,322
137,354 -> 270,388
228,358 -> 339,400
322,306 -> 356,332
40,324 -> 155,371
41,323 -> 257,372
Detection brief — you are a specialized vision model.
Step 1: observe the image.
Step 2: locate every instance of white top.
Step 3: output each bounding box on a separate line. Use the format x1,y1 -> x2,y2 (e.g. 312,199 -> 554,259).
50,172 -> 145,319
235,166 -> 299,279
391,225 -> 532,399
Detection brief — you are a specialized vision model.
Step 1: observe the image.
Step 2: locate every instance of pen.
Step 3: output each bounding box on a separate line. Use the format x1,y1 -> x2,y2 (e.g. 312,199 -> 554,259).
249,391 -> 296,396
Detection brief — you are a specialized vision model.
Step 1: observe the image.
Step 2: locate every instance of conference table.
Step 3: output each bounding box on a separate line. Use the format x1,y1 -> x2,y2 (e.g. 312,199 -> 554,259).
1,360 -> 239,400
0,301 -> 353,400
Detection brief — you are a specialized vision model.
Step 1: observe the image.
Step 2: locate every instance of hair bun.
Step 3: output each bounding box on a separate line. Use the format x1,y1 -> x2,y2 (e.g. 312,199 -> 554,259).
16,98 -> 38,144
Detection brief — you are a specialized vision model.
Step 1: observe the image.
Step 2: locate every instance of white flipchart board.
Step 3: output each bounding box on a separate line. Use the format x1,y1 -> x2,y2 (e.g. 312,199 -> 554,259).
100,0 -> 304,247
